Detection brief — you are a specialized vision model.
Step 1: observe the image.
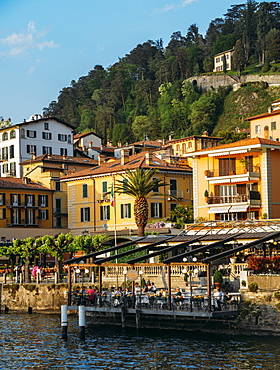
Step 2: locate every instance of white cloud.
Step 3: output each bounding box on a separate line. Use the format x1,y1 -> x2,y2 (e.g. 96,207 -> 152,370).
0,21 -> 59,57
152,0 -> 197,14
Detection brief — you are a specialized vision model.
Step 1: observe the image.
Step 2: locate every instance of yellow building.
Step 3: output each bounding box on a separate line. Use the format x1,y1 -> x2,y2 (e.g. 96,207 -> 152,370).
21,154 -> 98,228
246,99 -> 280,141
187,137 -> 280,221
61,151 -> 192,235
0,177 -> 54,239
213,48 -> 234,72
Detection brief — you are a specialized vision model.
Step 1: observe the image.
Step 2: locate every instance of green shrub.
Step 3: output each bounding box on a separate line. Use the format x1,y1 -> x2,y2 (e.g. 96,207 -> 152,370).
274,291 -> 280,300
241,280 -> 247,287
275,302 -> 280,311
264,294 -> 272,302
262,64 -> 270,73
271,66 -> 278,72
248,282 -> 258,293
213,270 -> 223,283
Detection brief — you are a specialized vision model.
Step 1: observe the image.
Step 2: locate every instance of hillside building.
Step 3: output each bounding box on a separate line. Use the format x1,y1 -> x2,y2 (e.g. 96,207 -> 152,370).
213,48 -> 234,72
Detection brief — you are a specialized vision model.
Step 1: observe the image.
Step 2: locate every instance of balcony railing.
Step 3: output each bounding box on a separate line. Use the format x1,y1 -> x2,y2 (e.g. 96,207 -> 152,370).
53,208 -> 68,216
6,201 -> 41,208
208,191 -> 261,205
205,165 -> 260,178
167,190 -> 184,199
96,193 -> 109,202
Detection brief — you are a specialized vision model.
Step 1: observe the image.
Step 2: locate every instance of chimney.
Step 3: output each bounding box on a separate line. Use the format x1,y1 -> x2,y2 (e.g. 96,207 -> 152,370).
118,141 -> 122,147
168,134 -> 173,141
107,140 -> 113,147
121,149 -> 130,165
203,131 -> 208,136
268,106 -> 272,113
145,152 -> 153,166
89,141 -> 93,148
98,154 -> 106,165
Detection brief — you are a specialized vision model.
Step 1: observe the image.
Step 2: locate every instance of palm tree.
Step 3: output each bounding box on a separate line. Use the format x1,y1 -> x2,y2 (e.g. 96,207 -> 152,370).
113,168 -> 169,236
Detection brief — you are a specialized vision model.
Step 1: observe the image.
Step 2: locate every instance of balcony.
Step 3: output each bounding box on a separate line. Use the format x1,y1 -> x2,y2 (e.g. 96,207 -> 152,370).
6,201 -> 40,208
7,220 -> 40,227
53,208 -> 68,216
96,192 -> 109,202
208,191 -> 261,206
204,166 -> 260,183
167,190 -> 184,200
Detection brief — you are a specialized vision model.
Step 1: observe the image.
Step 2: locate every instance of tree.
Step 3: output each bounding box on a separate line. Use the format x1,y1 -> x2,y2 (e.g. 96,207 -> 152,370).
266,28 -> 280,63
113,168 -> 168,236
40,233 -> 75,282
13,237 -> 38,283
232,39 -> 246,74
131,116 -> 152,141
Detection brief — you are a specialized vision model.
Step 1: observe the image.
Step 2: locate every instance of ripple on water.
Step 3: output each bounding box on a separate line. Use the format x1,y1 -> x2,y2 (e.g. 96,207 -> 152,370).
0,314 -> 280,369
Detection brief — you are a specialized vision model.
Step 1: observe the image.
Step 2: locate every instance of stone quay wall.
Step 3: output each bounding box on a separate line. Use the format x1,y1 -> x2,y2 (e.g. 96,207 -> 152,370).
188,74 -> 280,92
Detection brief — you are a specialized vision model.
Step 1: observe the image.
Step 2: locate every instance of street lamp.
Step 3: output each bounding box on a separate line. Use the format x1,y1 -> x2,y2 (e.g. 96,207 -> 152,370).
123,268 -> 127,291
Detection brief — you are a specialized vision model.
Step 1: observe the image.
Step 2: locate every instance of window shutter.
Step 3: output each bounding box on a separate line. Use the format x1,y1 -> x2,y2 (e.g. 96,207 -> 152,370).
102,182 -> 107,193
128,204 -> 131,218
121,204 -> 124,218
100,206 -> 103,220
159,203 -> 162,218
87,207 -> 90,221
151,203 -> 155,218
45,195 -> 48,207
2,193 -> 5,205
2,208 -> 6,219
38,195 -> 42,206
81,208 -> 84,222
46,210 -> 49,220
107,206 -> 110,220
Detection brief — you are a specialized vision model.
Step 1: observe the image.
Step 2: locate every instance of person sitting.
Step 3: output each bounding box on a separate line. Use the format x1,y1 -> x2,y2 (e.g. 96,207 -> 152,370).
214,289 -> 222,310
142,284 -> 149,293
134,283 -> 141,295
86,286 -> 95,300
151,282 -> 157,293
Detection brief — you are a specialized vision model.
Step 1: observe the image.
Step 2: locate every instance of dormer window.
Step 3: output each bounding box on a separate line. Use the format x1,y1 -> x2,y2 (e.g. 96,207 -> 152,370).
44,122 -> 49,130
2,132 -> 8,141
10,130 -> 16,139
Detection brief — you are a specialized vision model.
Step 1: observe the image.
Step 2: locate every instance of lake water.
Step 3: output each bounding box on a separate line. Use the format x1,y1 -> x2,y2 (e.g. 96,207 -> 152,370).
1,313 -> 280,369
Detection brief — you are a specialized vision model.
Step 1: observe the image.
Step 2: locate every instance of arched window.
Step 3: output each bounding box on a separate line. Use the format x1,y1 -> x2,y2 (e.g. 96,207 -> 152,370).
2,132 -> 8,141
10,130 -> 16,139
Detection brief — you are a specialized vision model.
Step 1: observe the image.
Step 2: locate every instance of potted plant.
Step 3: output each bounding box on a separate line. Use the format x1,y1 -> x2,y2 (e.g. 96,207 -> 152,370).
213,270 -> 223,288
204,190 -> 209,203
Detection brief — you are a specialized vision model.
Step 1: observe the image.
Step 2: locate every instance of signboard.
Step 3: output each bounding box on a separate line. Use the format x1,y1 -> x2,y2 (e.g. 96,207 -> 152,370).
126,269 -> 139,281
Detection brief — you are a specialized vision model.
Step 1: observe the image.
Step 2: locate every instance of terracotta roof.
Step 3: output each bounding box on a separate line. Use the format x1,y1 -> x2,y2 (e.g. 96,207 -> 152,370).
0,116 -> 75,131
126,140 -> 164,147
74,131 -> 103,140
190,137 -> 280,155
245,109 -> 280,121
20,154 -> 98,166
164,135 -> 222,146
61,151 -> 192,181
0,177 -> 53,191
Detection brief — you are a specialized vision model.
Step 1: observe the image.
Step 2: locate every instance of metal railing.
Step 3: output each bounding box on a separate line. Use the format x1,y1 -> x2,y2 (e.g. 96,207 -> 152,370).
208,191 -> 261,205
205,166 -> 261,178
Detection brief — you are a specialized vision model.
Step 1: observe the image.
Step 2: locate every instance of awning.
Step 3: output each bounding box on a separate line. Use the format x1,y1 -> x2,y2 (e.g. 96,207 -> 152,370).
229,205 -> 249,213
208,206 -> 230,214
209,178 -> 231,184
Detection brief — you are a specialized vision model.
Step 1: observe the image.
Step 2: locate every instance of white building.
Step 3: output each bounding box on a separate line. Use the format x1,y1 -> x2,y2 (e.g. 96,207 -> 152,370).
213,48 -> 234,72
0,115 -> 74,178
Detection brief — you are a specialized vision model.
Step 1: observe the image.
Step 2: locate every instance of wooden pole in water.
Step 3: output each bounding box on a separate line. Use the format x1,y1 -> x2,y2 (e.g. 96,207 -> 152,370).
167,264 -> 172,310
79,305 -> 86,341
67,265 -> 72,306
61,305 -> 68,340
206,263 -> 212,312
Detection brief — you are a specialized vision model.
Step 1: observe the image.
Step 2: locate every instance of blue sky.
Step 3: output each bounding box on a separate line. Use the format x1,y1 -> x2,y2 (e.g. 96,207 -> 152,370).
0,0 -> 251,123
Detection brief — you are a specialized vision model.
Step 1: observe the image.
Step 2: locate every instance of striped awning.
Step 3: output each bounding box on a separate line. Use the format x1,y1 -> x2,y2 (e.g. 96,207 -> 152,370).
229,205 -> 249,213
208,206 -> 230,214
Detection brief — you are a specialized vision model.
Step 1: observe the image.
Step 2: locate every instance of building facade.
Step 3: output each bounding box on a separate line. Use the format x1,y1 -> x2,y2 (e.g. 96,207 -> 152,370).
187,137 -> 280,222
0,116 -> 74,178
213,48 -> 234,72
61,151 -> 192,235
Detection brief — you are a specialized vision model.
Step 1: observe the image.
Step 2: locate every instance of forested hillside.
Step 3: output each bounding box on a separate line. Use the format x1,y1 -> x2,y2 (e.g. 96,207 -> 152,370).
43,1 -> 280,143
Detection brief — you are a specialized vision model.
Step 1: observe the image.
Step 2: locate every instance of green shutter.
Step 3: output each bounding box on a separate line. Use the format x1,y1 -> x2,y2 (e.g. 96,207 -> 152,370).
128,204 -> 131,218
81,208 -> 84,222
107,206 -> 110,220
159,203 -> 162,218
121,204 -> 124,218
100,206 -> 103,220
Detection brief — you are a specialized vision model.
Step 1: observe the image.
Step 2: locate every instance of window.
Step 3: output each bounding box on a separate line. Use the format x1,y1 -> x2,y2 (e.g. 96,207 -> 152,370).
42,132 -> 52,140
39,209 -> 48,220
39,195 -> 48,207
0,208 -> 6,219
25,194 -> 35,206
81,207 -> 90,222
182,143 -> 186,154
100,205 -> 110,220
2,147 -> 8,160
2,132 -> 8,141
10,130 -> 16,139
26,209 -> 35,225
10,162 -> 16,176
271,121 -> 276,130
58,134 -> 67,142
20,128 -> 25,138
121,203 -> 131,218
102,181 -> 107,199
151,202 -> 162,218
188,142 -> 192,149
152,178 -> 159,192
55,198 -> 62,213
82,184 -> 88,198
55,181 -> 61,191
27,130 -> 36,138
44,122 -> 49,130
170,203 -> 177,212
27,144 -> 36,154
11,209 -> 21,224
67,135 -> 72,143
60,148 -> 67,156
255,125 -> 261,134
170,179 -> 177,197
3,163 -> 9,173
9,145 -> 14,159
11,194 -> 19,206
43,146 -> 52,155
216,57 -> 220,63
0,193 -> 5,206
